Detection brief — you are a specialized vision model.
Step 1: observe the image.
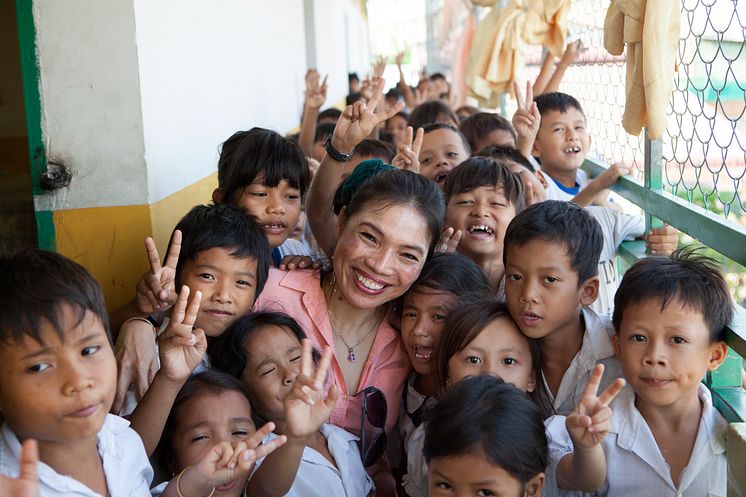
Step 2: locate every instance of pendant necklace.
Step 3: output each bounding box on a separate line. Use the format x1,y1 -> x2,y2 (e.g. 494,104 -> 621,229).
326,273 -> 384,362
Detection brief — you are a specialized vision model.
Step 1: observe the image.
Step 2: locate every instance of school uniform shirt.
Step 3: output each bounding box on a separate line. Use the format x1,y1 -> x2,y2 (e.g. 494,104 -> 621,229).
398,373 -> 437,497
253,424 -> 375,497
587,206 -> 645,316
0,414 -> 153,497
544,384 -> 727,497
255,268 -> 411,437
546,307 -> 624,416
271,238 -> 313,267
541,169 -> 591,201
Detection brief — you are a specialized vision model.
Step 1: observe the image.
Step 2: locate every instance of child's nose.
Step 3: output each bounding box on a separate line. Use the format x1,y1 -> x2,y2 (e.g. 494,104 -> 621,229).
212,281 -> 233,304
62,361 -> 94,395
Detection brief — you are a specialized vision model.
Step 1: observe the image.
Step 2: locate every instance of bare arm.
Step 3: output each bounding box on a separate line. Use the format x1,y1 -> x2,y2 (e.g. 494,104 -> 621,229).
299,70 -> 328,157
571,163 -> 630,207
543,41 -> 581,94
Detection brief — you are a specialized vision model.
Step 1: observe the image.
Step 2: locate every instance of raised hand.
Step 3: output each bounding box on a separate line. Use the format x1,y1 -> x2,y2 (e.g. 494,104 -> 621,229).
437,227 -> 463,253
331,78 -> 405,153
158,285 -> 207,383
112,318 -> 158,413
284,340 -> 337,441
512,80 -> 541,157
391,126 -> 424,173
179,423 -> 287,497
0,439 -> 39,497
136,230 -> 181,314
395,51 -> 405,68
594,162 -> 632,190
645,224 -> 678,255
304,69 -> 328,110
372,56 -> 386,79
566,364 -> 625,449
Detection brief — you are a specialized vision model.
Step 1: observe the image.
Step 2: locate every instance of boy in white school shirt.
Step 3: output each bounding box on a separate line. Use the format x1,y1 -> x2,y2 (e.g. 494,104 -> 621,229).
546,249 -> 732,496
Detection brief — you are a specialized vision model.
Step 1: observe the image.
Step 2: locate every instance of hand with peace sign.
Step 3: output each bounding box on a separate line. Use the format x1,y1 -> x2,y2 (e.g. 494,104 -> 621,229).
512,80 -> 542,159
391,126 -> 424,173
567,364 -> 625,449
158,285 -> 208,384
136,230 -> 181,314
304,69 -> 328,110
331,78 -> 405,155
0,439 -> 39,497
171,423 -> 287,497
556,364 -> 625,492
284,340 -> 338,441
436,226 -> 463,253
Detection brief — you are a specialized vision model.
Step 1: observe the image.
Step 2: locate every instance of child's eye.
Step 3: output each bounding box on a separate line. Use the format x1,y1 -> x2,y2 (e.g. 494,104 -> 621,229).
260,367 -> 276,376
403,310 -> 417,319
575,125 -> 585,131
191,434 -> 210,442
232,430 -> 249,437
250,191 -> 267,197
671,336 -> 687,345
507,273 -> 522,281
286,194 -> 301,201
237,280 -> 253,287
553,127 -> 564,133
433,313 -> 447,320
456,199 -> 473,206
630,334 -> 647,342
421,157 -> 432,165
544,276 -> 558,283
290,355 -> 301,363
199,273 -> 215,281
502,357 -> 517,366
82,345 -> 100,356
447,152 -> 459,158
28,362 -> 51,373
477,490 -> 496,496
436,481 -> 453,491
491,201 -> 506,207
466,356 -> 482,365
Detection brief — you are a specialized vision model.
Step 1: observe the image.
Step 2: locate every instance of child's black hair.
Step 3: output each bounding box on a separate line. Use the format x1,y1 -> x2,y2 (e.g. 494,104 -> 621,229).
0,248 -> 110,345
408,101 -> 459,130
423,375 -> 548,484
209,311 -> 318,380
534,92 -> 585,118
341,169 -> 445,258
155,370 -> 256,474
173,204 -> 271,297
348,72 -> 360,84
459,112 -> 517,152
317,108 -> 342,124
421,122 -> 472,156
386,87 -> 403,102
503,200 -> 602,284
442,156 -> 524,211
404,252 -> 491,306
314,122 -> 336,143
386,111 -> 410,127
612,248 -> 733,342
217,127 -> 309,205
435,299 -> 552,416
353,139 -> 396,163
476,144 -> 535,172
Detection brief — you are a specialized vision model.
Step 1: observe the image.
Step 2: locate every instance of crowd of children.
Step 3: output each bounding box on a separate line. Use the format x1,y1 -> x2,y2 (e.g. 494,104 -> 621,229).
0,37 -> 736,497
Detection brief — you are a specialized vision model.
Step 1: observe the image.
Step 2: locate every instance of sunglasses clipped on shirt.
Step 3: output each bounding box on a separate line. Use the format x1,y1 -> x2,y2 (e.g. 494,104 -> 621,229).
357,386 -> 387,467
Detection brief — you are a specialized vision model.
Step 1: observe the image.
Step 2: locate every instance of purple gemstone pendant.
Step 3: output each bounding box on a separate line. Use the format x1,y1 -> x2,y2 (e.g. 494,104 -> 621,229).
347,348 -> 356,362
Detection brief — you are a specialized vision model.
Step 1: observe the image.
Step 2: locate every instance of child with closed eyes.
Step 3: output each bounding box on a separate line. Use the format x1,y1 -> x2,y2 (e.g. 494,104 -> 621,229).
210,312 -> 375,497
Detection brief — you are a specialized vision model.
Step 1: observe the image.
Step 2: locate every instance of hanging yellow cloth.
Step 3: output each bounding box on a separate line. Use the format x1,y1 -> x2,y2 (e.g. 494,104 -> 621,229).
603,0 -> 680,139
465,0 -> 571,106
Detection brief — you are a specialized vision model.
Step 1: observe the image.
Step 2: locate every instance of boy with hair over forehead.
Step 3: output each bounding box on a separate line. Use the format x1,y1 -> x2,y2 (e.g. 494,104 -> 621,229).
503,200 -> 624,415
0,248 -> 153,496
546,249 -> 733,496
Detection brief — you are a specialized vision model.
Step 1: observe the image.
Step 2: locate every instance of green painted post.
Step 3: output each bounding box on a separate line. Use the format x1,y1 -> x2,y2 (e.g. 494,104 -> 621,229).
643,129 -> 664,234
15,0 -> 55,250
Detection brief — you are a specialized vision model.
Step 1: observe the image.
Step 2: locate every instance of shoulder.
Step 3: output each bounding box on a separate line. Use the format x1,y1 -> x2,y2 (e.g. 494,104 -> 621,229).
581,308 -> 616,351
256,269 -> 322,305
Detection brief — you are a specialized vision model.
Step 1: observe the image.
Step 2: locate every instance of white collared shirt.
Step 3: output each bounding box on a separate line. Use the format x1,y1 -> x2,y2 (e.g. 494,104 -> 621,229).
0,414 -> 153,497
545,307 -> 624,416
544,384 -> 728,497
254,423 -> 374,497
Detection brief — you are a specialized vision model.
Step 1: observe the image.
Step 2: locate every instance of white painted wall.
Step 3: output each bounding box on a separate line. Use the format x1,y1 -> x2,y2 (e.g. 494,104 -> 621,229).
32,0 -> 370,209
33,0 -> 148,210
134,0 -> 309,203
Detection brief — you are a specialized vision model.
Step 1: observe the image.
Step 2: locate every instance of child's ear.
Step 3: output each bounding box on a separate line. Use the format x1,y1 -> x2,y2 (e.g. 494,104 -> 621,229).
611,333 -> 622,359
534,170 -> 549,190
532,139 -> 542,158
523,472 -> 545,497
706,341 -> 729,372
579,276 -> 599,306
212,187 -> 224,204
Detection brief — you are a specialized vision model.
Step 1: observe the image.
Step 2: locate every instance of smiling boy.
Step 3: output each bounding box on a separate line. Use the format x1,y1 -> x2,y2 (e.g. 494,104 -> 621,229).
0,249 -> 153,496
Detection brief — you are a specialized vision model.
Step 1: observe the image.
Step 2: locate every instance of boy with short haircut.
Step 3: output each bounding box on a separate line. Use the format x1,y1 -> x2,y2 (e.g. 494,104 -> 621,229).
113,203 -> 271,413
503,200 -> 624,415
459,112 -> 517,153
443,156 -> 524,293
418,122 -> 471,188
548,250 -> 732,496
0,248 -> 153,496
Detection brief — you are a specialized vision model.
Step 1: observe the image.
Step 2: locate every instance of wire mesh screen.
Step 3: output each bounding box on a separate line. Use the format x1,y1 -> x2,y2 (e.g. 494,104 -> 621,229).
524,0 -> 745,221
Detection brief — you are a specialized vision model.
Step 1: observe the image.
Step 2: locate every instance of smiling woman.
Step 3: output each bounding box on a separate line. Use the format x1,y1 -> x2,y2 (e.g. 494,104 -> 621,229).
255,168 -> 444,492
